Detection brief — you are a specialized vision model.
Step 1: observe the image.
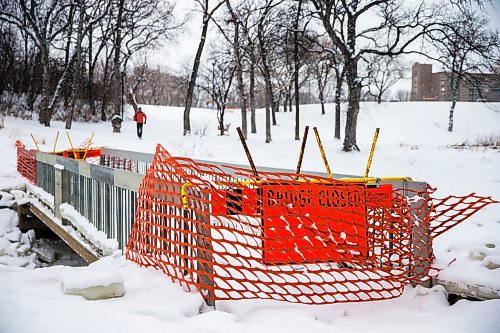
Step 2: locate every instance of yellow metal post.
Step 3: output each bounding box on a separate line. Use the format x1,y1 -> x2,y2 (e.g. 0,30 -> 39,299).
82,132 -> 94,161
52,131 -> 59,154
66,132 -> 77,159
313,127 -> 332,178
30,134 -> 40,151
364,128 -> 380,178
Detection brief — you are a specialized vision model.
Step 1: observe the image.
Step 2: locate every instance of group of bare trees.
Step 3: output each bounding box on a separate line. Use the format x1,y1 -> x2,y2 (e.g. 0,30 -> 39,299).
1,0 -> 497,149
0,0 -> 181,128
423,2 -> 499,132
182,0 -> 498,150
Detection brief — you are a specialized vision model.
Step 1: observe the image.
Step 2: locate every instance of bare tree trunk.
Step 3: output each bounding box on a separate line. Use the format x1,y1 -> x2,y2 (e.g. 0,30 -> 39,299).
448,98 -> 457,132
101,55 -> 111,121
184,0 -> 225,135
126,89 -> 139,113
319,90 -> 325,115
249,46 -> 257,134
271,99 -> 277,125
183,10 -> 209,135
111,0 -> 125,132
448,75 -> 460,132
283,88 -> 289,112
377,91 -> 382,104
66,0 -> 85,130
258,21 -> 274,143
88,27 -> 96,117
39,48 -> 51,126
334,67 -> 343,140
343,60 -> 360,151
293,0 -> 303,141
227,2 -> 248,139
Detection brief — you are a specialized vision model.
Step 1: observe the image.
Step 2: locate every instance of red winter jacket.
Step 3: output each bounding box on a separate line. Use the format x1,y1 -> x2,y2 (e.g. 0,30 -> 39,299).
133,110 -> 147,124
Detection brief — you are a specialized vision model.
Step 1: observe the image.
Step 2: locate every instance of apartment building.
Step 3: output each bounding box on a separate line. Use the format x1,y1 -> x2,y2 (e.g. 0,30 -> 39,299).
411,62 -> 500,102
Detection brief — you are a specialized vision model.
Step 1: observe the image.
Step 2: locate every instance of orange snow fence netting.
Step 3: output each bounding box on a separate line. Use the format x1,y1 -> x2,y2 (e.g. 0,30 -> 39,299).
125,144 -> 497,305
16,140 -> 37,185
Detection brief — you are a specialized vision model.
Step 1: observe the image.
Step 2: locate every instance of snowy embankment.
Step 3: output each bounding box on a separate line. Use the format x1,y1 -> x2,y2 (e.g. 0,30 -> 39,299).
0,101 -> 499,332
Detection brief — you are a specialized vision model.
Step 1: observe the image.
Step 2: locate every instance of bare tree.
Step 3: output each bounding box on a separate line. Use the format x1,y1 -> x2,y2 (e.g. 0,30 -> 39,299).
310,0 -> 441,151
365,55 -> 406,104
293,0 -> 303,140
396,89 -> 410,102
198,48 -> 236,136
226,1 -> 248,139
110,0 -> 180,131
257,0 -> 286,143
0,0 -> 72,126
311,52 -> 332,115
426,5 -> 499,131
183,0 -> 227,135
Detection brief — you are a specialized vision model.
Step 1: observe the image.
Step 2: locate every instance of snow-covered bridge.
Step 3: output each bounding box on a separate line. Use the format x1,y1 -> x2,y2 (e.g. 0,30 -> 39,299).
14,143 -> 499,304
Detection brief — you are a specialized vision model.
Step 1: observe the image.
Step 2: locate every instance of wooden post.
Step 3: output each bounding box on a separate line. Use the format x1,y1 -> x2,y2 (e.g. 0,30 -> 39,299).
295,126 -> 309,176
236,127 -> 259,178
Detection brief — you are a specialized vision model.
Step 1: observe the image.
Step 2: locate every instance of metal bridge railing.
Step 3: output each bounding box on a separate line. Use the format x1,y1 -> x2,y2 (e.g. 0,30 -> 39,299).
35,151 -> 143,250
30,147 -> 429,263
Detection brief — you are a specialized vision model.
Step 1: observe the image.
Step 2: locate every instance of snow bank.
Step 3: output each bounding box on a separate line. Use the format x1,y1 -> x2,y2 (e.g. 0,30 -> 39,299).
1,101 -> 499,332
61,268 -> 124,290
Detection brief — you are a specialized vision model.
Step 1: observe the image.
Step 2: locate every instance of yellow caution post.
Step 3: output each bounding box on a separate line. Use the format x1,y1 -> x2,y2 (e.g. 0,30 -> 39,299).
364,128 -> 380,178
30,134 -> 40,151
82,132 -> 94,161
313,127 -> 332,178
52,131 -> 59,154
66,132 -> 77,159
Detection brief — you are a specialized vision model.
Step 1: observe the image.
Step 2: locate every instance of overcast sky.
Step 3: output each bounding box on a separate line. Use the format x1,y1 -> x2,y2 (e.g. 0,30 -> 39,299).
147,0 -> 500,89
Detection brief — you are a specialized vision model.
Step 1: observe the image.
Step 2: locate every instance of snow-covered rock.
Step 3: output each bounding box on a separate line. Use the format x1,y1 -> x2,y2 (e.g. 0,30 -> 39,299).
60,268 -> 125,300
20,229 -> 35,247
33,246 -> 56,263
482,256 -> 500,270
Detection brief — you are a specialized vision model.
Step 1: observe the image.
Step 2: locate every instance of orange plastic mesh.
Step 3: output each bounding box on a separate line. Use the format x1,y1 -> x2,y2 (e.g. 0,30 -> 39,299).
15,140 -> 37,184
126,144 -> 498,304
14,137 -> 497,304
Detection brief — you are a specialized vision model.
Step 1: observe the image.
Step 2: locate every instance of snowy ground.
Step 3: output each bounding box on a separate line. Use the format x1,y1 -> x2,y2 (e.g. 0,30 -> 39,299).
0,101 -> 499,332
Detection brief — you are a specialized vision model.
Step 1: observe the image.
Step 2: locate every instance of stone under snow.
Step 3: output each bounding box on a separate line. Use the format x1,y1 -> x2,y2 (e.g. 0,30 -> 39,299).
61,268 -> 125,300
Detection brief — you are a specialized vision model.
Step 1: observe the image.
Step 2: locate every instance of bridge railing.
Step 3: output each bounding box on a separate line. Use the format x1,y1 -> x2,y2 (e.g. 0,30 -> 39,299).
34,151 -> 143,250
20,146 -> 430,269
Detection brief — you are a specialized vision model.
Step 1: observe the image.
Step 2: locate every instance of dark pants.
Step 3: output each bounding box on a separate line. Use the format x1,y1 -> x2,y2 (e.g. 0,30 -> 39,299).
137,123 -> 143,138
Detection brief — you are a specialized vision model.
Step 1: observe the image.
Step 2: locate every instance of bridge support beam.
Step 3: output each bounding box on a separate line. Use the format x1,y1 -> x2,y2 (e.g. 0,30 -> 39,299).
26,203 -> 99,264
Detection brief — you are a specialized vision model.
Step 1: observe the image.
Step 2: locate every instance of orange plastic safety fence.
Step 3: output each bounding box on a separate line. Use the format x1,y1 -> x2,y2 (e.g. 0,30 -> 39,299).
126,144 -> 498,305
15,140 -> 37,185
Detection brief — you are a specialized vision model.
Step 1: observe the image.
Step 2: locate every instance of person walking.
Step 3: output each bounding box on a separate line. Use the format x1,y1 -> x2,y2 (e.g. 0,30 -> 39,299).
133,107 -> 147,139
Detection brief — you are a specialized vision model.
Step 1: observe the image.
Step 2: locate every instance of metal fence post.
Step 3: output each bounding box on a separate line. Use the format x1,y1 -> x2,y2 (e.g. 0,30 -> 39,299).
54,163 -> 64,222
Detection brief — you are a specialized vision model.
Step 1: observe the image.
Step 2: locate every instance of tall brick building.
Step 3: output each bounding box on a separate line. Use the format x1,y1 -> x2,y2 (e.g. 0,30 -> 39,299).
411,63 -> 500,102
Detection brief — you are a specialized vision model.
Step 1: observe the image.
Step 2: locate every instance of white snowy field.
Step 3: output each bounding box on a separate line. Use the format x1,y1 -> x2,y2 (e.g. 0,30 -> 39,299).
0,101 -> 499,332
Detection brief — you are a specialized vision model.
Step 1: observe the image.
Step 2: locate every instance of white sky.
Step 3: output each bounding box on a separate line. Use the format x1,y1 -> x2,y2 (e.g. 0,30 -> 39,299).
146,0 -> 500,90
